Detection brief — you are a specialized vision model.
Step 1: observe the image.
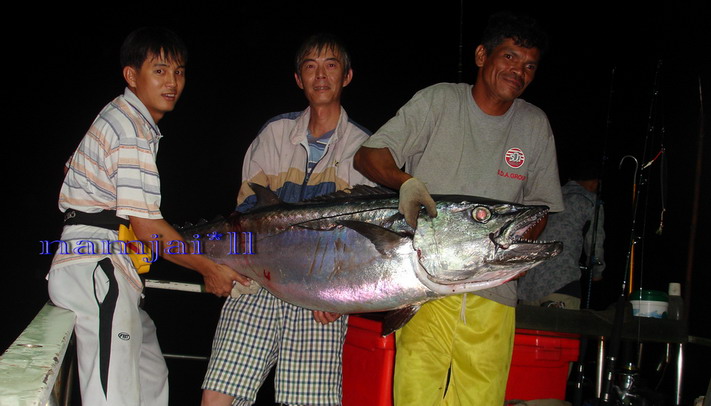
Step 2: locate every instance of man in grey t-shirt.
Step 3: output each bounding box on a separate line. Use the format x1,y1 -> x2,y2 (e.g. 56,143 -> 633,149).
354,12 -> 563,406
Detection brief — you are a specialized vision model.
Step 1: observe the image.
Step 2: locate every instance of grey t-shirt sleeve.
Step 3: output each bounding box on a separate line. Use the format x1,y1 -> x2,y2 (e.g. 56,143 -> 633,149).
361,87 -> 436,171
522,119 -> 565,212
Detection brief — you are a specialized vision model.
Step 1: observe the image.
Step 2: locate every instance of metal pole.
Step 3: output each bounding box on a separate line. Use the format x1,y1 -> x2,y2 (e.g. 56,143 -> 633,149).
596,336 -> 606,398
673,343 -> 683,405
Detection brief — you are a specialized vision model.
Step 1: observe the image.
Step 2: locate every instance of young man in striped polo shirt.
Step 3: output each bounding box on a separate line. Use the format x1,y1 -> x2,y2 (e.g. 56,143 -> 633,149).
47,27 -> 248,406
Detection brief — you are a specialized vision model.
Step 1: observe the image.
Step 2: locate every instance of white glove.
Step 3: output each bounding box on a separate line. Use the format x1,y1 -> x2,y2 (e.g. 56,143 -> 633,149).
399,177 -> 437,229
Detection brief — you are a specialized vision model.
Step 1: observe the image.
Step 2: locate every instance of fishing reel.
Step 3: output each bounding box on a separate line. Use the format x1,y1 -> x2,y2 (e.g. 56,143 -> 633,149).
609,363 -> 664,406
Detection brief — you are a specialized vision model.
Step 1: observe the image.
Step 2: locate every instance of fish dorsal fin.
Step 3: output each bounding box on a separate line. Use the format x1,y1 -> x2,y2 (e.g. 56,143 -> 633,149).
248,183 -> 283,208
382,305 -> 421,336
303,184 -> 396,202
336,220 -> 408,256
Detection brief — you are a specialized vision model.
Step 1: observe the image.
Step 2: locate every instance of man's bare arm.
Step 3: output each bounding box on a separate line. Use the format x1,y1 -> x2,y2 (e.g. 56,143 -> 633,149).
354,146 -> 436,228
129,216 -> 250,297
353,146 -> 411,190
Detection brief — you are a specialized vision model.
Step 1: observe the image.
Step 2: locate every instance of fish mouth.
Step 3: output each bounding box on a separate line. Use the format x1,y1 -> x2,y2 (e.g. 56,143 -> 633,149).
489,206 -> 546,249
489,206 -> 562,264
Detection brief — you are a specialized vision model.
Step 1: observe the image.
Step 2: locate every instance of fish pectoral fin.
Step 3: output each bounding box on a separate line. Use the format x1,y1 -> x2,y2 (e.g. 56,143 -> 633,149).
382,305 -> 421,336
336,220 -> 408,256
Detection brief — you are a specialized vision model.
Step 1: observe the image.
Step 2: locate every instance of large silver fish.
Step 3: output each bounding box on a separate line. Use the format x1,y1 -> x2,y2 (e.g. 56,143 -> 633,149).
181,184 -> 562,334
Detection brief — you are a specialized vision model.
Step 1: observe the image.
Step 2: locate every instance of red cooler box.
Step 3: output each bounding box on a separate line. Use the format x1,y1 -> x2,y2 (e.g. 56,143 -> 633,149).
342,315 -> 395,406
505,328 -> 580,401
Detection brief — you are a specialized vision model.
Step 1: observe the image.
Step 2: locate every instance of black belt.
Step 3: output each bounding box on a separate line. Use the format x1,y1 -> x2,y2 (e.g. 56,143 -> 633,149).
63,209 -> 130,230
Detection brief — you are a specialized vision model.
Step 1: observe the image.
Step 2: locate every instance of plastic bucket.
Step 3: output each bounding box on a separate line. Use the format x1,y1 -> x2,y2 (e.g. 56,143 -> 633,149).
629,290 -> 668,318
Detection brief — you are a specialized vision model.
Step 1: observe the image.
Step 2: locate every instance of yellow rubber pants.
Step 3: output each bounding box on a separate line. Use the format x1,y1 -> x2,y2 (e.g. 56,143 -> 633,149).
393,294 -> 515,406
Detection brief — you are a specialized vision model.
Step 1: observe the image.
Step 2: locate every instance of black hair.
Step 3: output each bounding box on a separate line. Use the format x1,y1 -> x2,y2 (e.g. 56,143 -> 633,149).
480,12 -> 549,55
120,26 -> 188,70
294,33 -> 352,76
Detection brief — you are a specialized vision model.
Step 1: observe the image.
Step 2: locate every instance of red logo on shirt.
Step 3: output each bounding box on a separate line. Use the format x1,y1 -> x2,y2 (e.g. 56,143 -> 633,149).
505,148 -> 525,168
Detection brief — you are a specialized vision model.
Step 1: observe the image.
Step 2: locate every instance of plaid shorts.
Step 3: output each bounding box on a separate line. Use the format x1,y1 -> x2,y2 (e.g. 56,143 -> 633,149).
202,288 -> 348,406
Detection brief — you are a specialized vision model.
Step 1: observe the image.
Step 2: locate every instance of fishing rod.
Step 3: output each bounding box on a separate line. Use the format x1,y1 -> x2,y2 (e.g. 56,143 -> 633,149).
633,59 -> 667,298
583,65 -> 615,311
571,66 -> 615,406
684,76 -> 704,326
598,59 -> 665,405
597,154 -> 638,405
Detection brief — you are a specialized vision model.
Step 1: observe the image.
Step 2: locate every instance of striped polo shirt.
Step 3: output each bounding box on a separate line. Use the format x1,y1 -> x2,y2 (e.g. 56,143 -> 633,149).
50,88 -> 164,291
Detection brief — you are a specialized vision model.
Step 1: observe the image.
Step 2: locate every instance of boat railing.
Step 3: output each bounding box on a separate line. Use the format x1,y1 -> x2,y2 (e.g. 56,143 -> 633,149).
0,302 -> 76,406
0,279 -> 208,406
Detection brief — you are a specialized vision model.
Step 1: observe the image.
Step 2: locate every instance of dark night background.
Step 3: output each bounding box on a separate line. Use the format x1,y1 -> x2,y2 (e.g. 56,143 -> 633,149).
3,2 -> 710,405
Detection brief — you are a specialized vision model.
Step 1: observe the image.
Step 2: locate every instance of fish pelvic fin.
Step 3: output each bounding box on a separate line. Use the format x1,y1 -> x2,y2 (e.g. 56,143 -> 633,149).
336,220 -> 409,256
382,305 -> 421,336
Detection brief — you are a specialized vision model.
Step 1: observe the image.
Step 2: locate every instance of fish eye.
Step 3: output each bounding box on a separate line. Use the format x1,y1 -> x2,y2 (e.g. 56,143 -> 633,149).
471,206 -> 491,222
